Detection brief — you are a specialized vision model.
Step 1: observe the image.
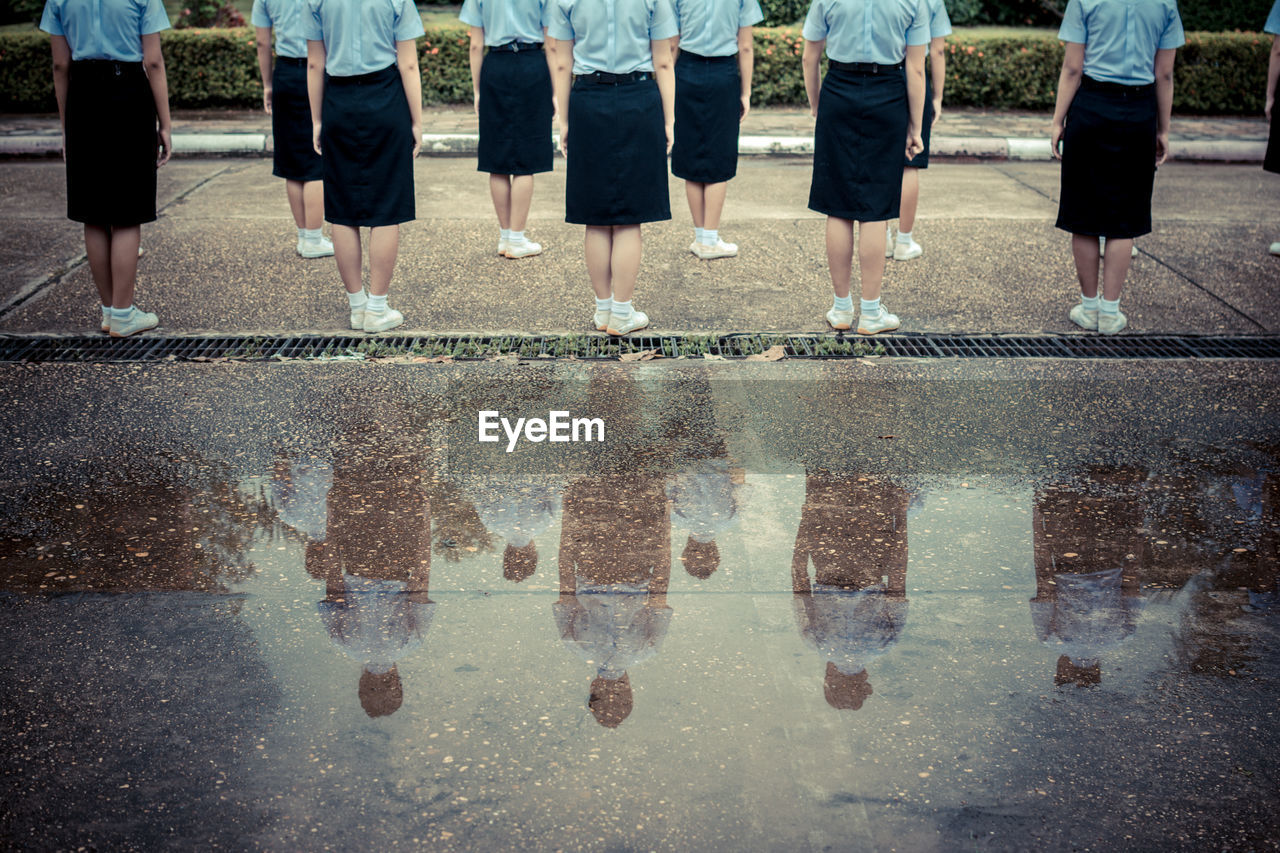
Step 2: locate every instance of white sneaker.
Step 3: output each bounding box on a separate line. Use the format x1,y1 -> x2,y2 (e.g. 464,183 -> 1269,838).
825,307 -> 854,331
692,239 -> 738,260
1097,310 -> 1127,335
884,225 -> 894,258
689,240 -> 701,257
893,238 -> 923,261
498,237 -> 510,256
606,309 -> 649,336
1069,303 -> 1098,331
363,307 -> 404,333
593,308 -> 611,331
109,307 -> 159,338
350,308 -> 365,330
298,236 -> 335,259
1269,241 -> 1280,256
856,307 -> 900,336
504,240 -> 543,259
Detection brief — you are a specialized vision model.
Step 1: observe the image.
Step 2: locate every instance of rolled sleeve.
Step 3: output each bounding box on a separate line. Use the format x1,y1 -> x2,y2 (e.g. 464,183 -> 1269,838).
546,0 -> 574,42
740,0 -> 765,28
304,1 -> 324,41
251,0 -> 272,28
459,0 -> 483,28
394,0 -> 427,41
649,0 -> 679,41
905,0 -> 930,47
141,0 -> 171,35
1058,0 -> 1086,43
801,0 -> 828,42
1158,7 -> 1185,49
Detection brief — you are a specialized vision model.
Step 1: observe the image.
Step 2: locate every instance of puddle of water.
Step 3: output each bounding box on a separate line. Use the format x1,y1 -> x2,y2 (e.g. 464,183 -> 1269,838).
1,368 -> 1278,849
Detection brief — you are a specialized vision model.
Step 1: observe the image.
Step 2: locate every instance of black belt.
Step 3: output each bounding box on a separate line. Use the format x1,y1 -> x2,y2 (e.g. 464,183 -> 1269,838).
1081,75 -> 1155,96
575,70 -> 652,85
491,40 -> 543,52
71,59 -> 143,76
677,50 -> 737,63
326,65 -> 396,86
829,60 -> 903,75
276,55 -> 307,67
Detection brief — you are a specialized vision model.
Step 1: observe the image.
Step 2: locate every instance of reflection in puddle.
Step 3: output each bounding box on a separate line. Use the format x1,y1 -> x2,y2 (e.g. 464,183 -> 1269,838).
1,371 -> 1278,849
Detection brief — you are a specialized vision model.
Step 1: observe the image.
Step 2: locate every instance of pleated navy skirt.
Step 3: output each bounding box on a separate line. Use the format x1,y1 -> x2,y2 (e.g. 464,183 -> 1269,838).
671,51 -> 740,184
1056,78 -> 1157,239
904,77 -> 933,169
477,46 -> 554,176
271,57 -> 323,182
321,65 -> 415,228
64,60 -> 157,226
1265,103 -> 1279,175
565,76 -> 671,226
809,67 -> 907,222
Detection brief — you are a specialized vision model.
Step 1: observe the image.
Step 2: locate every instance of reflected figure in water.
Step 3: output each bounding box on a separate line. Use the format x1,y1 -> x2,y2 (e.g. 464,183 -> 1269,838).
555,474 -> 672,727
791,473 -> 909,711
668,447 -> 744,581
470,476 -> 563,583
270,453 -> 333,556
1031,466 -> 1146,687
307,454 -> 433,717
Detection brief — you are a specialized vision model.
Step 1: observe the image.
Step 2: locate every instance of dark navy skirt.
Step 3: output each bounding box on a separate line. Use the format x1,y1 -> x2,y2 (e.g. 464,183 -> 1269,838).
477,47 -> 554,176
1265,103 -> 1279,175
809,68 -> 907,222
566,76 -> 671,226
321,65 -> 415,228
1056,79 -> 1157,239
271,57 -> 323,182
904,77 -> 933,169
671,51 -> 740,184
65,60 -> 157,226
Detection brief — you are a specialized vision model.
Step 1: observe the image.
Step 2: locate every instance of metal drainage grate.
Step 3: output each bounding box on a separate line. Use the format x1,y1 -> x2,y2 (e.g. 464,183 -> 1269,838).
1,333 -> 1279,363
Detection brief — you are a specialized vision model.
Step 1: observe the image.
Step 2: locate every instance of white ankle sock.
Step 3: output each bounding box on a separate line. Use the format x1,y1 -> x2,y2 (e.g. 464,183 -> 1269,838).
612,299 -> 633,319
896,230 -> 913,245
860,297 -> 881,317
367,293 -> 387,313
348,290 -> 368,310
701,229 -> 718,246
1100,297 -> 1120,315
297,227 -> 306,240
303,228 -> 323,242
500,228 -> 511,242
695,227 -> 705,243
508,230 -> 526,246
101,305 -> 111,324
1081,294 -> 1100,311
832,295 -> 853,312
595,297 -> 612,312
111,305 -> 134,321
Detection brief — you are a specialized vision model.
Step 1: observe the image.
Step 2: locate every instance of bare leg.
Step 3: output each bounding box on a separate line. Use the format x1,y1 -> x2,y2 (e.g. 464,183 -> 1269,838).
331,224 -> 364,295
285,180 -> 307,229
1101,237 -> 1133,302
302,180 -> 324,230
608,225 -> 642,304
702,181 -> 728,232
825,216 -> 855,300
585,226 -> 613,300
489,173 -> 512,231
898,168 -> 920,234
857,221 -> 887,301
1071,234 -> 1101,299
367,224 -> 400,297
84,224 -> 113,307
685,180 -> 706,229
108,225 -> 141,309
509,175 -> 535,233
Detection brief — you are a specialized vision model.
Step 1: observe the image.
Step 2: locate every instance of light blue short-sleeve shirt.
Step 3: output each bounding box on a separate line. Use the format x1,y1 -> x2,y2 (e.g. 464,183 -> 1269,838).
547,0 -> 679,74
925,0 -> 951,39
674,0 -> 765,58
1058,0 -> 1185,86
1265,0 -> 1280,34
39,0 -> 170,63
305,0 -> 426,77
802,0 -> 931,66
252,0 -> 310,59
460,0 -> 550,46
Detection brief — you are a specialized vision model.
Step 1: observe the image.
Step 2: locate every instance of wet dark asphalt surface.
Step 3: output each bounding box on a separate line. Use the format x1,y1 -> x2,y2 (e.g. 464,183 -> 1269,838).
0,359 -> 1278,851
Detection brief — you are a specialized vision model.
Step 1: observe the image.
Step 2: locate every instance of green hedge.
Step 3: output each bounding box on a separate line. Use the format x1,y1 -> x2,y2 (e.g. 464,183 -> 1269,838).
1,26 -> 1271,114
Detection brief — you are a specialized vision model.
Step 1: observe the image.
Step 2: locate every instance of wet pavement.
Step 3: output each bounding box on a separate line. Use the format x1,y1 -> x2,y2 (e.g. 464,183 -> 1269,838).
2,359 -> 1278,850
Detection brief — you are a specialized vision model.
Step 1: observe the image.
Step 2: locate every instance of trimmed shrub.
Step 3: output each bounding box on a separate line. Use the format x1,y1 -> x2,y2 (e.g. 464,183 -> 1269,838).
0,0 -> 43,25
758,0 -> 808,27
1180,0 -> 1274,33
0,26 -> 1270,114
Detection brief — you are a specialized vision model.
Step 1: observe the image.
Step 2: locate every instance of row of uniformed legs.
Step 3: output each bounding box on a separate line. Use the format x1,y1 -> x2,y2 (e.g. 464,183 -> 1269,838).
488,174 -> 541,258
683,180 -> 737,260
85,224 -> 157,337
585,225 -> 647,335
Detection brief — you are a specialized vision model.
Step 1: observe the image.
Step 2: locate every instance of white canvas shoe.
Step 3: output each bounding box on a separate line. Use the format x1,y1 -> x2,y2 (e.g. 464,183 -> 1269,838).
363,307 -> 404,333
606,310 -> 649,336
1069,303 -> 1099,331
856,308 -> 900,336
109,307 -> 159,338
825,307 -> 854,331
1097,310 -> 1128,335
692,239 -> 738,259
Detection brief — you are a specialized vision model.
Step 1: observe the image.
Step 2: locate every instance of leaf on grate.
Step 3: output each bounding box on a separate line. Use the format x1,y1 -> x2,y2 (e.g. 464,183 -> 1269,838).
619,350 -> 660,363
412,356 -> 454,364
746,345 -> 786,362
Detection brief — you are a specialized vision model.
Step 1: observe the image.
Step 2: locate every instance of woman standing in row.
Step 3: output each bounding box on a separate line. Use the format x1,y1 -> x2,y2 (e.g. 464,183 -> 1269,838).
803,0 -> 928,335
1051,0 -> 1183,335
306,0 -> 424,333
671,0 -> 763,260
462,0 -> 556,260
548,0 -> 678,336
40,0 -> 173,338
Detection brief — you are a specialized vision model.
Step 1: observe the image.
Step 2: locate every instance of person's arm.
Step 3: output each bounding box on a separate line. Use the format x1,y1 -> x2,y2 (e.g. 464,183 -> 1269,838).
468,26 -> 484,115
1050,42 -> 1084,160
802,39 -> 823,118
653,36 -> 676,154
397,39 -> 423,157
1153,47 -> 1175,166
904,42 -> 925,159
142,32 -> 172,167
544,28 -> 558,119
737,26 -> 753,121
550,37 -> 573,156
1269,34 -> 1280,121
929,34 -> 945,121
255,26 -> 274,114
307,39 -> 326,154
49,36 -> 70,159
